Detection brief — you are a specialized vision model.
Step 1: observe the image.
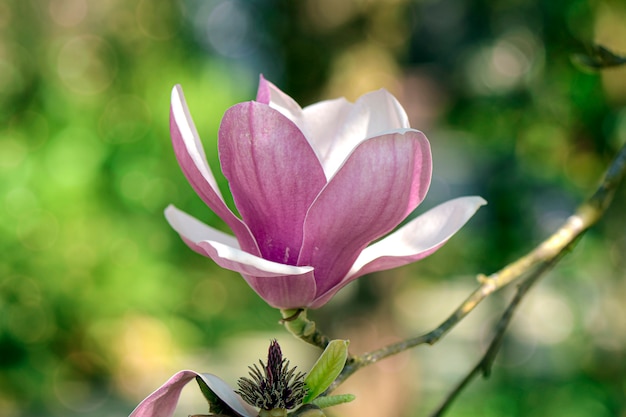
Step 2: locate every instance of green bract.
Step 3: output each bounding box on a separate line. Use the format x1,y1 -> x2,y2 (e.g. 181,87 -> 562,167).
303,340 -> 349,404
311,394 -> 356,409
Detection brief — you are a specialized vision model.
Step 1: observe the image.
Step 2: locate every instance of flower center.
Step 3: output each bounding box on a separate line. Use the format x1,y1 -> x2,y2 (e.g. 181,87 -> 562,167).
236,340 -> 307,412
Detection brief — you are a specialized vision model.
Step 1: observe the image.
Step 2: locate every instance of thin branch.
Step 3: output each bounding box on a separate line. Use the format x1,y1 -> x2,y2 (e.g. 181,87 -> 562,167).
327,142 -> 626,392
428,247 -> 568,417
426,143 -> 626,414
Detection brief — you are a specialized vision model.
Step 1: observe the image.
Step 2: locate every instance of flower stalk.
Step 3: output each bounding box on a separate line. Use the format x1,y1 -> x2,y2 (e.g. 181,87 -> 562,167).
279,309 -> 331,351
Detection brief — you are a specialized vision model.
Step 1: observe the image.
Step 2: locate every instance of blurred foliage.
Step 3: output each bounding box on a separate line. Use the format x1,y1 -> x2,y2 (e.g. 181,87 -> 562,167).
1,0 -> 625,416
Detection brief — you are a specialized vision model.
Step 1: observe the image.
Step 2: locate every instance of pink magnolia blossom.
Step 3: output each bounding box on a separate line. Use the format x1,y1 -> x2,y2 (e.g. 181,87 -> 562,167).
166,76 -> 485,309
128,370 -> 257,417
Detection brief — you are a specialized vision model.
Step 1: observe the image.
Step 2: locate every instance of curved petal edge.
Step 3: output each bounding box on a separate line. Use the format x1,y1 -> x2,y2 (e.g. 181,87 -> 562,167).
350,195 -> 486,278
170,85 -> 260,256
308,196 -> 486,309
128,370 -> 257,417
165,204 -> 240,249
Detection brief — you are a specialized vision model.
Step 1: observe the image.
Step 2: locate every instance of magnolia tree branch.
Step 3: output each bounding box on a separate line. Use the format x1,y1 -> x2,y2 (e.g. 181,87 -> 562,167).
428,251 -> 566,417
278,47 -> 626,414
323,141 -> 626,394
280,143 -> 626,407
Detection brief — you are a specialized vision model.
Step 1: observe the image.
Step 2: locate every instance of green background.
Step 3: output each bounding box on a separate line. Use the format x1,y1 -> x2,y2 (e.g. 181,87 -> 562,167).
1,0 -> 625,416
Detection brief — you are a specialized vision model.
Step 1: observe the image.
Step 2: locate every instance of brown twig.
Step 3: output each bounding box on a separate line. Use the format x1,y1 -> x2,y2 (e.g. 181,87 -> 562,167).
326,142 -> 626,393
424,142 -> 626,415
280,142 -> 626,411
427,247 -> 569,417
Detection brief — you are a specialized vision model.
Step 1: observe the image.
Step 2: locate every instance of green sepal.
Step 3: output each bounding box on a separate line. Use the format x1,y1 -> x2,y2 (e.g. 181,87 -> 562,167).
302,339 -> 348,403
195,376 -> 238,417
311,394 -> 356,409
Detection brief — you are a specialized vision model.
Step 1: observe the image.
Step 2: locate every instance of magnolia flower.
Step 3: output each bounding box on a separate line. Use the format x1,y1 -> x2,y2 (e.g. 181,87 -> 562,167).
166,76 -> 485,309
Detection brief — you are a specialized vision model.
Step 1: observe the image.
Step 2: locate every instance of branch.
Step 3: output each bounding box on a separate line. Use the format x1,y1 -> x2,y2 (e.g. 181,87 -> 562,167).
428,248 -> 566,417
426,144 -> 626,415
327,141 -> 626,392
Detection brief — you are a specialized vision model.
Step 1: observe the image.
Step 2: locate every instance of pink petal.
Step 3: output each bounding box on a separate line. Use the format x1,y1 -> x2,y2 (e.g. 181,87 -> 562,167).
350,196 -> 487,276
256,74 -> 272,104
129,370 -> 257,417
256,76 -> 350,175
296,97 -> 352,172
302,89 -> 411,178
165,205 -> 240,252
166,204 -> 317,309
309,196 -> 487,308
298,130 -> 432,297
256,77 -> 413,180
194,240 -> 313,277
166,208 -> 314,281
256,75 -> 298,109
241,272 -> 319,309
218,101 -> 326,265
170,85 -> 260,256
195,240 -> 317,309
255,75 -> 304,126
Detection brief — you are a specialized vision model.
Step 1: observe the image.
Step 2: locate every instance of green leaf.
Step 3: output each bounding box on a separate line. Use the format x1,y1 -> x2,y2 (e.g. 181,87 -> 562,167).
302,339 -> 349,403
311,394 -> 356,409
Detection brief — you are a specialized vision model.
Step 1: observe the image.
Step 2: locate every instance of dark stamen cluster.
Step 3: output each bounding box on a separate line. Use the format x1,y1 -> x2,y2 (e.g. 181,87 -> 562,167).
237,340 -> 307,411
